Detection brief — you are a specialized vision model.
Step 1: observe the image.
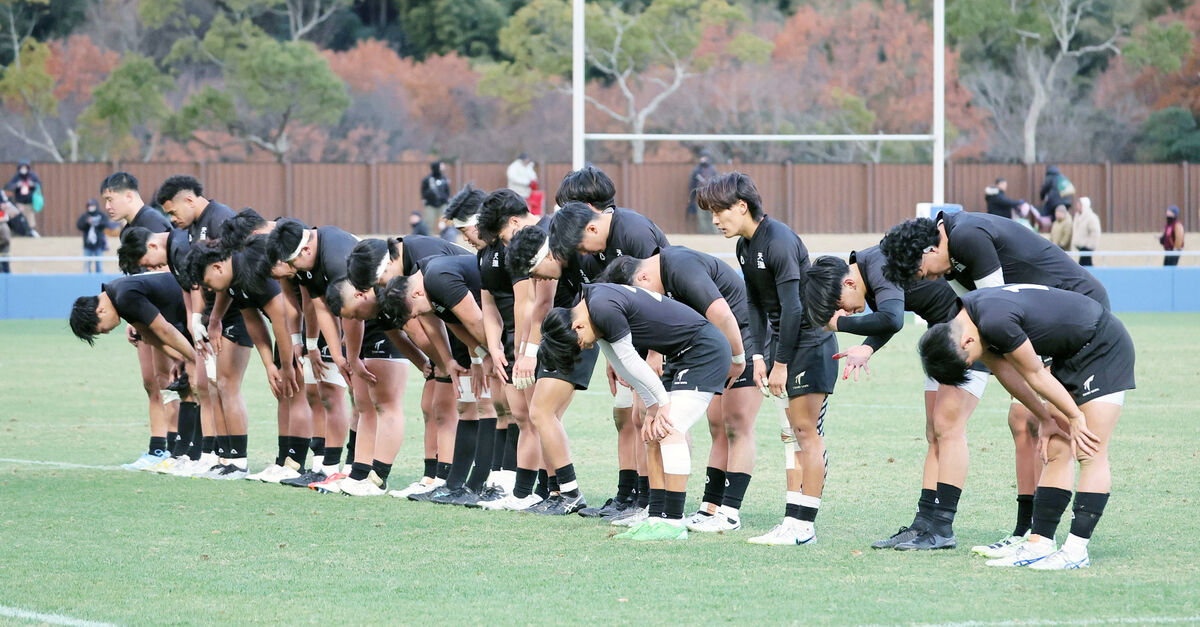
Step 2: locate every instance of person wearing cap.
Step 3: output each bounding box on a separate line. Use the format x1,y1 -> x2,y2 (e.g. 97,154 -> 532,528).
506,153 -> 538,201
77,198 -> 117,273
1161,205 -> 1185,267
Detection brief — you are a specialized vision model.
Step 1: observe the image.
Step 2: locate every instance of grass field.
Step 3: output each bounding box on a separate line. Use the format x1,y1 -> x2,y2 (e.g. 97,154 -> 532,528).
2,314 -> 1199,626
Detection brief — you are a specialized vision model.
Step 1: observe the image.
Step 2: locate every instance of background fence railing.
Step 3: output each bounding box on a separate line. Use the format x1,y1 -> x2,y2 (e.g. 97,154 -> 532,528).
7,161 -> 1195,236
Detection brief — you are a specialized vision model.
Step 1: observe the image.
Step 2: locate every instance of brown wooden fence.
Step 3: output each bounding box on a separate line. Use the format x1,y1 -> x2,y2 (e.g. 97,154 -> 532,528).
11,161 -> 1195,237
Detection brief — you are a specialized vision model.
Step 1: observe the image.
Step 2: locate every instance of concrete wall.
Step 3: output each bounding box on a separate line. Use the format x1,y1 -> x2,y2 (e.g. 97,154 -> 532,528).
5,268 -> 1199,321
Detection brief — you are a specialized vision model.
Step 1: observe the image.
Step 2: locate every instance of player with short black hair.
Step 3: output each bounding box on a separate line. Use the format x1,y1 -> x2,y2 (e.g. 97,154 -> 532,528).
540,283 -> 731,540
801,250 -> 990,551
554,164 -> 616,210
919,285 -> 1135,570
598,247 -> 762,532
699,171 -> 837,546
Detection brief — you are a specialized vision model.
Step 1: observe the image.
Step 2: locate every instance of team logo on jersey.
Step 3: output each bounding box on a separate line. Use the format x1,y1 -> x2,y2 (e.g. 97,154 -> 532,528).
198,226 -> 208,241
739,255 -> 745,265
491,252 -> 500,267
598,252 -> 606,261
674,368 -> 690,384
1082,374 -> 1098,396
951,257 -> 965,274
374,339 -> 386,352
615,248 -> 624,258
756,252 -> 766,269
795,371 -> 806,387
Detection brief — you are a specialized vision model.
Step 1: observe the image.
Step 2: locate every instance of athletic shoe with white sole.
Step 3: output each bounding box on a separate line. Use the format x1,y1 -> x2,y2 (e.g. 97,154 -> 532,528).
168,457 -> 210,477
972,534 -> 1028,559
1027,548 -> 1090,570
390,478 -> 443,499
986,539 -> 1056,567
872,526 -> 922,549
199,463 -> 232,480
216,464 -> 249,480
685,510 -> 715,526
614,520 -> 688,541
341,471 -> 387,497
541,493 -> 587,515
310,472 -> 347,493
149,456 -> 183,474
609,506 -> 649,527
686,513 -> 741,533
122,451 -> 170,471
498,493 -> 544,511
747,519 -> 816,545
281,469 -> 326,488
246,464 -> 284,482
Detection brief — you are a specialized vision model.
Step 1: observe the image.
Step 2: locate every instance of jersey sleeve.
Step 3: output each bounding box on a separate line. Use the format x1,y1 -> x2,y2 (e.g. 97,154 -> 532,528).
766,237 -> 803,286
976,302 -> 1027,355
864,257 -> 905,305
587,292 -> 631,344
427,269 -> 471,310
115,289 -> 161,326
670,269 -> 724,315
949,225 -> 1002,281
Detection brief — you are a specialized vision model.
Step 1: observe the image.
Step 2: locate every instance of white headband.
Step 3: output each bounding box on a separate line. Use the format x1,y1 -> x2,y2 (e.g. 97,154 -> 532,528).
452,214 -> 479,229
528,239 -> 551,273
375,252 -> 391,283
284,230 -> 310,262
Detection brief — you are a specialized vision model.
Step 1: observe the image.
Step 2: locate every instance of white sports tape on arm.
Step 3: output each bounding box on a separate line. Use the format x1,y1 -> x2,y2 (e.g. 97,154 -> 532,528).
598,337 -> 669,408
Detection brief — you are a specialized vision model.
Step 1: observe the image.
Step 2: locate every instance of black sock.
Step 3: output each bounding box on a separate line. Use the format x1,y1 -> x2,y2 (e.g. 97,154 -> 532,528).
722,472 -> 752,510
785,503 -> 802,520
1031,486 -> 1073,539
798,502 -> 819,523
616,469 -> 637,501
201,436 -> 215,455
931,482 -> 962,536
1068,492 -> 1109,540
446,420 -> 478,490
1014,493 -> 1035,537
372,459 -> 392,483
535,469 -> 549,499
423,457 -> 437,480
514,468 -> 537,498
555,464 -> 580,497
348,461 -> 371,481
547,474 -> 559,494
346,429 -> 357,466
276,436 -> 288,466
228,435 -> 248,460
175,403 -> 199,457
309,437 -> 325,459
323,446 -> 342,468
913,488 -> 937,530
503,424 -> 519,470
648,488 -> 665,518
702,467 -> 726,507
436,461 -> 451,480
636,475 -> 650,508
466,418 -> 497,492
663,490 -> 686,520
287,436 -> 308,468
491,426 -> 507,472
189,408 -> 203,458
215,435 -> 229,459
149,436 -> 168,456
166,431 -> 178,452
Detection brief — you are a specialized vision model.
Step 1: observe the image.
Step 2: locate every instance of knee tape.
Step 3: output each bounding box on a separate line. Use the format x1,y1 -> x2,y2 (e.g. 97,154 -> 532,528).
457,375 -> 477,404
160,389 -> 180,405
661,442 -> 691,476
667,390 -> 713,433
613,385 -> 634,409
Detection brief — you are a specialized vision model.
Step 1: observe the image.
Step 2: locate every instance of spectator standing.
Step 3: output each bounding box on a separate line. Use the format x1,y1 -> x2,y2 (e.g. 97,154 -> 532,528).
688,153 -> 719,233
77,198 -> 116,273
1072,196 -> 1101,266
420,160 -> 451,228
409,210 -> 429,236
1161,205 -> 1185,267
984,177 -> 1024,219
506,153 -> 538,200
1039,164 -> 1075,220
0,189 -> 12,272
1050,205 -> 1073,251
5,160 -> 42,237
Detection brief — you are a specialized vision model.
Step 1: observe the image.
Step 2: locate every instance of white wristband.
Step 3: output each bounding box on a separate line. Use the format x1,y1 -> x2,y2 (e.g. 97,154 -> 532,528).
305,337 -> 318,351
191,313 -> 203,327
751,354 -> 764,362
470,356 -> 484,365
523,343 -> 540,358
473,345 -> 489,360
290,333 -> 302,346
731,353 -> 746,365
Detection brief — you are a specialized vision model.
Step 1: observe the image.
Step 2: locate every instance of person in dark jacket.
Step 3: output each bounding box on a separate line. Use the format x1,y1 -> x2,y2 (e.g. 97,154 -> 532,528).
688,153 -> 719,233
5,160 -> 42,237
409,210 -> 429,236
420,161 -> 451,228
1039,165 -> 1075,219
0,190 -> 12,272
77,198 -> 117,273
984,177 -> 1024,219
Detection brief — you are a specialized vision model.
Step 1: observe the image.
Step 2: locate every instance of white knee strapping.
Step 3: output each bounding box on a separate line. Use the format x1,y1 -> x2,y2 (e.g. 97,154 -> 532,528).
613,385 -> 634,409
457,375 -> 477,404
660,442 -> 691,475
1088,391 -> 1125,407
161,389 -> 180,405
666,390 -> 713,434
204,354 -> 217,379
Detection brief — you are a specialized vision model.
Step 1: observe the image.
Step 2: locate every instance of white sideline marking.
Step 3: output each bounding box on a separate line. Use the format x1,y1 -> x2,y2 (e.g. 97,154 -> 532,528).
0,458 -> 121,471
916,616 -> 1200,627
0,603 -> 117,627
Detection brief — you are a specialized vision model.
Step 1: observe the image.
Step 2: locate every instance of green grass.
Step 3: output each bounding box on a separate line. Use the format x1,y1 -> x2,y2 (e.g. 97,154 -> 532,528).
1,315 -> 1199,626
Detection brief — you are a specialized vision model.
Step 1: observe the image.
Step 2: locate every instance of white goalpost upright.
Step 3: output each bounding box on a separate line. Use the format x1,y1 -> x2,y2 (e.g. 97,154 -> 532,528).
570,0 -> 947,206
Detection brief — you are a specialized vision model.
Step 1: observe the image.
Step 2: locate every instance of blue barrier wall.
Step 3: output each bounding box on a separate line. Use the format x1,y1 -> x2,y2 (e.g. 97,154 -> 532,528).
2,268 -> 1200,319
